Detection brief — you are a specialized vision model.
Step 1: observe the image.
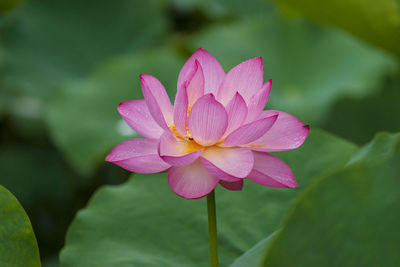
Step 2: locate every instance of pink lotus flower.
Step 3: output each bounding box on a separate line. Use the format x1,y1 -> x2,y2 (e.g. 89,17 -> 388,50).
106,48 -> 309,199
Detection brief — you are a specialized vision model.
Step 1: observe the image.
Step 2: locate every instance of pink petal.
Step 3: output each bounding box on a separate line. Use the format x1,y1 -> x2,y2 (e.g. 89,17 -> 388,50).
186,60 -> 205,106
118,100 -> 164,139
173,84 -> 189,137
140,74 -> 173,130
159,131 -> 203,166
106,139 -> 170,173
188,94 -> 228,146
219,180 -> 243,191
245,80 -> 271,123
249,110 -> 310,152
168,159 -> 219,199
223,92 -> 248,137
222,113 -> 278,147
217,57 -> 263,105
173,61 -> 206,137
247,152 -> 297,188
200,147 -> 253,181
177,48 -> 225,95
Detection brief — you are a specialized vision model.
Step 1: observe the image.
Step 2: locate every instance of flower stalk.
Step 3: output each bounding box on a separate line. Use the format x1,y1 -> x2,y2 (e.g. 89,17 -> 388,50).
207,190 -> 219,267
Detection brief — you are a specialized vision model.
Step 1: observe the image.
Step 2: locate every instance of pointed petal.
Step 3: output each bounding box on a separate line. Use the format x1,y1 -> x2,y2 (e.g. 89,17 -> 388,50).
200,147 -> 253,181
178,48 -> 225,95
219,180 -> 243,191
223,92 -> 248,137
188,94 -> 228,146
245,80 -> 271,123
173,84 -> 189,137
222,113 -> 278,146
106,139 -> 170,173
140,74 -> 173,130
174,61 -> 206,137
159,131 -> 203,166
168,159 -> 219,199
217,57 -> 263,105
118,100 -> 164,139
248,152 -> 297,188
186,60 -> 205,106
249,110 -> 310,152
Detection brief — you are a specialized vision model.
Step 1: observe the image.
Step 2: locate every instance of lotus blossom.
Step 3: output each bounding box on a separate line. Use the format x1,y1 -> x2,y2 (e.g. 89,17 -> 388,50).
106,48 -> 309,199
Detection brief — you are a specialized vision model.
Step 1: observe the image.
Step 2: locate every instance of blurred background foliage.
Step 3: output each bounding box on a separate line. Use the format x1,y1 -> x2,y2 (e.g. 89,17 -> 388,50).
0,0 -> 399,266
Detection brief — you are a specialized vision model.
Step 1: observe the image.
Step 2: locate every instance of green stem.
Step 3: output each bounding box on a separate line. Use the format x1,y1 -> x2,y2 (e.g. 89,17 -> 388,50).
207,189 -> 219,267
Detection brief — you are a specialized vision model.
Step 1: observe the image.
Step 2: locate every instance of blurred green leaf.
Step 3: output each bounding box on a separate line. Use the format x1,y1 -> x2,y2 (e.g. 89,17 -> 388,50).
322,74 -> 400,145
229,233 -> 276,267
0,0 -> 24,12
45,48 -> 184,175
0,0 -> 168,99
192,13 -> 395,124
0,185 -> 41,267
270,0 -> 400,59
261,132 -> 400,267
0,145 -> 69,205
171,0 -> 272,18
60,129 -> 357,266
347,132 -> 400,165
0,144 -> 72,262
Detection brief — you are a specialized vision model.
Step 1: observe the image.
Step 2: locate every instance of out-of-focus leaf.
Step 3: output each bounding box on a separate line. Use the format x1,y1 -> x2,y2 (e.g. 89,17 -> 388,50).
0,93 -> 9,116
270,0 -> 400,59
229,233 -> 276,267
322,74 -> 400,145
60,129 -> 358,266
261,132 -> 400,267
171,0 -> 272,18
0,185 -> 41,267
347,132 -> 400,165
0,0 -> 168,99
45,48 -> 184,175
0,144 -> 72,261
0,145 -> 69,205
192,13 -> 395,124
0,0 -> 24,12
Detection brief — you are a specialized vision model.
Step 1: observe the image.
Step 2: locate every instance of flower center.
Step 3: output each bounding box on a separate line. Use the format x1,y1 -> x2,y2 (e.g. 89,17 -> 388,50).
168,105 -> 206,151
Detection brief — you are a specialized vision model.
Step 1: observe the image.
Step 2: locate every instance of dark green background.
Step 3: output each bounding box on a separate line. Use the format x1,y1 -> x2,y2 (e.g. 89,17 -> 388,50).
0,0 -> 399,266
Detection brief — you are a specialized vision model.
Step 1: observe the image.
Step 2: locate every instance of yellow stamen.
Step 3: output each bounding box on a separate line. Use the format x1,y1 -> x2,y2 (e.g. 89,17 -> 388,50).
169,125 -> 186,141
184,139 -> 204,153
249,144 -> 264,148
185,105 -> 193,138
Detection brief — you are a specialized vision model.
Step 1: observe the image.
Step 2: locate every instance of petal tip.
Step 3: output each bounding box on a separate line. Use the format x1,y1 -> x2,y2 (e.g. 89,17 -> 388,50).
195,47 -> 208,54
252,56 -> 263,67
105,153 -> 112,162
204,93 -> 217,101
267,113 -> 279,124
191,48 -> 213,59
117,101 -> 125,111
139,74 -> 154,83
117,100 -> 133,113
302,124 -> 311,137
